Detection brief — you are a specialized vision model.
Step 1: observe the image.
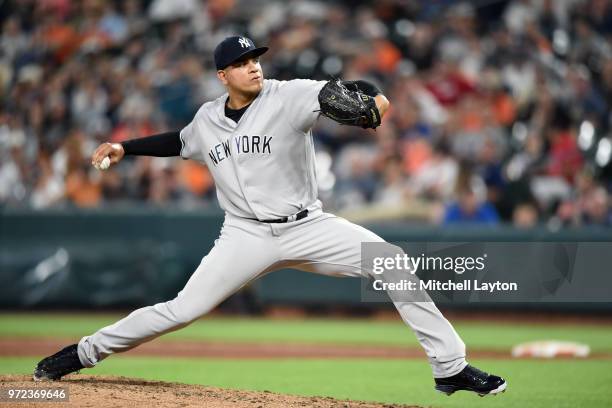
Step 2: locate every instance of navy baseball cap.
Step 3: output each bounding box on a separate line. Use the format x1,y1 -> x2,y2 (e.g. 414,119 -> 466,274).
214,36 -> 269,70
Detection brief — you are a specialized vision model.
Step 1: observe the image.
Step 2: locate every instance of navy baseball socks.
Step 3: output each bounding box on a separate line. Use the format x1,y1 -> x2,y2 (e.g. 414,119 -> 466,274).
33,344 -> 84,381
434,364 -> 507,397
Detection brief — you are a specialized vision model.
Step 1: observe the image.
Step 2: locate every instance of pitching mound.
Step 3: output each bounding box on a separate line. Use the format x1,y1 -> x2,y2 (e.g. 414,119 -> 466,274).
1,375 -> 421,408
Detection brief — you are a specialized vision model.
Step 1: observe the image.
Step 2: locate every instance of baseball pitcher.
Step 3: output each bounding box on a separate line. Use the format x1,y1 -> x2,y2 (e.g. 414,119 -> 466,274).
34,36 -> 506,397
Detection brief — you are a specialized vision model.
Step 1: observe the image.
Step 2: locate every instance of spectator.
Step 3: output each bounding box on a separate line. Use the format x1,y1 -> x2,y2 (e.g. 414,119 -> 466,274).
443,166 -> 500,225
373,157 -> 406,206
0,0 -> 610,230
443,185 -> 500,225
581,186 -> 611,226
512,202 -> 539,228
64,163 -> 101,207
31,151 -> 65,209
407,141 -> 458,202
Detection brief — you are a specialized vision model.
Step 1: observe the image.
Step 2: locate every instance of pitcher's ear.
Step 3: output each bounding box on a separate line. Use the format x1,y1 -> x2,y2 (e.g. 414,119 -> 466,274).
217,70 -> 228,85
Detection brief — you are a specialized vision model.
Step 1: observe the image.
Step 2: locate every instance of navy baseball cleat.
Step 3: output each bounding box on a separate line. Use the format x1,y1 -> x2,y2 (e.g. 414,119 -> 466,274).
434,364 -> 507,397
33,344 -> 84,381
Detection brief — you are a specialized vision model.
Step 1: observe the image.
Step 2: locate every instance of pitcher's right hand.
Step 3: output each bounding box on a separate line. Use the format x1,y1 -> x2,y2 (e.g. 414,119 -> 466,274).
92,142 -> 125,169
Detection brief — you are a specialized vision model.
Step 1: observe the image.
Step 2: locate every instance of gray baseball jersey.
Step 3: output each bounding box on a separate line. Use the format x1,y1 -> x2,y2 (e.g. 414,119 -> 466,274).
179,79 -> 325,220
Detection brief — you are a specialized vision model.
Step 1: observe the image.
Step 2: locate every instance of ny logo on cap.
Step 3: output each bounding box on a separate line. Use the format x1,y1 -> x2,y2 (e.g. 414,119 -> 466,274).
238,37 -> 251,48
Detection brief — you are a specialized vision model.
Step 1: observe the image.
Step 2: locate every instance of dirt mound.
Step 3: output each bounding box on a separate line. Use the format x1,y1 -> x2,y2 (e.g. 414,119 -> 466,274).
0,375 -> 421,408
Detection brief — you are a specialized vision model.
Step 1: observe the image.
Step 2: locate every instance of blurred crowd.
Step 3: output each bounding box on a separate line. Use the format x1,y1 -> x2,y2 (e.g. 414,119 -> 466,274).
1,0 -> 611,228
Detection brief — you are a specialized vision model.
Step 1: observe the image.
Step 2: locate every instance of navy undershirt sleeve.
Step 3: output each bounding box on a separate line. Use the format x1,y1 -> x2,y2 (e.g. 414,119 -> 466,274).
121,131 -> 182,157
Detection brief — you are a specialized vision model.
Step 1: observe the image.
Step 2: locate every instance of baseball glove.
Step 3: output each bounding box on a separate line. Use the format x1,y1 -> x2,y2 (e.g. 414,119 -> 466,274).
317,79 -> 381,129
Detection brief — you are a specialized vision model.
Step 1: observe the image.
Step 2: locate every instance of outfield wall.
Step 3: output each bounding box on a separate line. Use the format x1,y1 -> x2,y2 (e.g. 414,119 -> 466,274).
2,208 -> 611,311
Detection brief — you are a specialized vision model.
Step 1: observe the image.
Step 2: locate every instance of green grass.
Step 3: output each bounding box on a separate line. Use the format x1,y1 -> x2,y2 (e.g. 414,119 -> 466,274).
1,313 -> 611,352
3,356 -> 612,408
2,313 -> 612,407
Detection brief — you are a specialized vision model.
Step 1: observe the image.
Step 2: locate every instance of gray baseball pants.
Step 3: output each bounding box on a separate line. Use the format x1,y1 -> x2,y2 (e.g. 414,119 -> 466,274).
78,206 -> 467,378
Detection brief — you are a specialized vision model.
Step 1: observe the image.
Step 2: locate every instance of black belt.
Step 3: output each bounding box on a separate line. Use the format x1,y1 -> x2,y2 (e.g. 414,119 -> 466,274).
253,209 -> 309,223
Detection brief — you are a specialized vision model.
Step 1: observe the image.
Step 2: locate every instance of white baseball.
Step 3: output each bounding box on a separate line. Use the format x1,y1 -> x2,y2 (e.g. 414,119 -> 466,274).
99,156 -> 111,170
